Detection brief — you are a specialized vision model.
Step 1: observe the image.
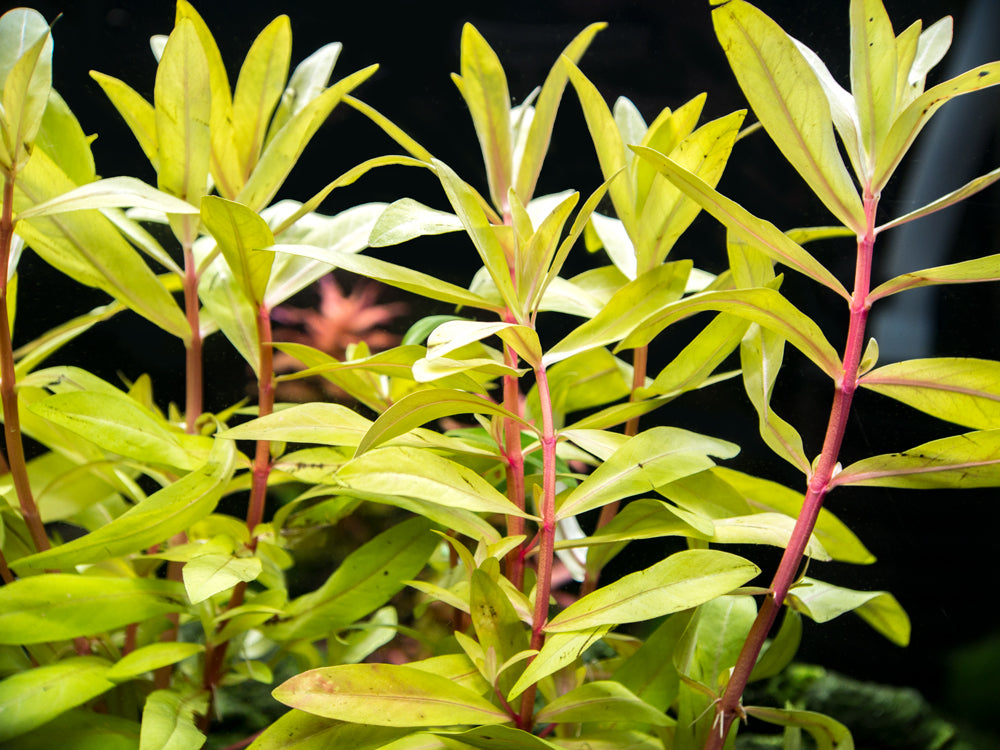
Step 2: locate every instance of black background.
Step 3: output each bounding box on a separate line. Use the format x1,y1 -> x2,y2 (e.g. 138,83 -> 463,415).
5,0 -> 1000,721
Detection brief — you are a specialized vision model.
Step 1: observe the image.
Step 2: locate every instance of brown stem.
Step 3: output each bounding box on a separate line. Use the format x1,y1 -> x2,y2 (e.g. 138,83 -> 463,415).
0,547 -> 13,584
0,175 -> 47,553
705,191 -> 878,748
518,363 -> 558,730
579,344 -> 648,597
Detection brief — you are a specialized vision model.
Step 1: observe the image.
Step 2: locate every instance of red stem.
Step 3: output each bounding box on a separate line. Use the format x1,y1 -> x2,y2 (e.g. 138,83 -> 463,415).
518,363 -> 558,730
502,339 -> 527,590
0,175 -> 48,553
706,190 -> 877,748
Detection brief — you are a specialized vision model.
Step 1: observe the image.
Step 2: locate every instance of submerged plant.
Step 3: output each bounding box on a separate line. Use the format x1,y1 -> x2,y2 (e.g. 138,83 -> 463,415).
0,2 -> 996,749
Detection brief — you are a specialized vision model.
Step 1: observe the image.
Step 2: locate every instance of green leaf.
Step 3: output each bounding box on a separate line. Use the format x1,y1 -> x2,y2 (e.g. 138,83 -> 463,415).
877,166 -> 1000,234
613,612 -> 690,712
564,60 -> 636,236
273,664 -> 510,727
268,517 -> 438,641
506,626 -> 609,701
247,710 -> 410,750
154,18 -> 210,210
535,681 -> 672,726
199,254 -> 261,373
470,569 -> 529,696
711,466 -> 874,564
0,657 -> 114,743
867,253 -> 1000,303
621,287 -> 843,381
12,438 -> 237,571
557,426 -> 738,521
850,0 -> 896,173
558,428 -> 737,521
0,575 -> 185,644
455,24 -> 512,213
267,41 -> 342,144
435,726 -> 558,750
232,15 -> 291,177
427,320 -> 542,369
514,23 -> 605,202
745,706 -> 854,750
0,709 -> 139,750
338,447 -> 534,519
221,401 -> 373,446
787,577 -> 910,647
269,243 -> 503,314
750,609 -> 803,682
675,596 -> 755,689
545,549 -> 759,632
15,177 -> 198,221
369,198 -> 463,247
875,59 -> 1000,191
0,9 -> 52,170
433,159 -> 519,316
139,689 -> 207,750
831,427 -> 1000,489
106,643 -> 203,682
183,553 -> 262,604
741,325 -> 810,473
90,71 -> 158,169
14,149 -> 190,341
237,64 -> 378,211
859,357 -> 1000,429
27,390 -> 202,470
34,88 -> 96,186
357,389 -> 532,456
544,261 -> 692,367
201,195 -> 275,306
712,1 -> 865,231
630,145 -> 849,298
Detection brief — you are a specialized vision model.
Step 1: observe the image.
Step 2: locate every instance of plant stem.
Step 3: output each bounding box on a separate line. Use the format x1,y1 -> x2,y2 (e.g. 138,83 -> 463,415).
183,239 -> 203,434
518,362 -> 558,730
706,191 -> 877,748
502,341 -> 527,590
579,344 -> 648,597
0,175 -> 47,553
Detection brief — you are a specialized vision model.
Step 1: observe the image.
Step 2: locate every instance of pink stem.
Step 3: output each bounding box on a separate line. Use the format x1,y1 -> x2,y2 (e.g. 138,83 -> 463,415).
706,190 -> 877,748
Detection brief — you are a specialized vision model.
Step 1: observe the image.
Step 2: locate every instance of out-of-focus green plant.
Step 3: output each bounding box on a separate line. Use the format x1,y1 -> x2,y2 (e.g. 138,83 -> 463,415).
0,2 -> 996,749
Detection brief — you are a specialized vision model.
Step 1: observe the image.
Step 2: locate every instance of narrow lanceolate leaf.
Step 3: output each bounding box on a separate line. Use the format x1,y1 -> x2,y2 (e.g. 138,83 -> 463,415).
545,549 -> 759,632
15,177 -> 198,221
232,15 -> 291,177
630,145 -> 849,298
867,253 -> 1000,303
105,643 -> 203,682
27,390 -> 202,470
90,72 -> 158,169
246,709 -> 409,750
428,320 -> 542,369
201,195 -> 275,305
139,689 -> 207,750
514,23 -> 605,202
356,389 -> 532,456
268,243 -> 503,314
220,402 -> 373,447
368,198 -> 463,247
268,42 -> 342,142
268,517 -> 438,641
641,312 -> 748,398
744,706 -> 854,750
787,577 -> 910,647
544,261 -> 693,367
534,681 -> 672,727
850,0 -> 896,171
712,1 -> 865,232
741,326 -> 810,474
0,575 -> 185,644
621,287 -> 843,381
859,358 -> 1000,429
874,61 -> 1000,190
183,553 -> 263,604
237,64 -> 378,211
0,10 -> 52,170
506,626 -> 610,701
338,447 -> 535,519
556,426 -> 739,521
12,438 -> 237,571
876,166 -> 1000,234
831,428 -> 1000,489
456,24 -> 512,213
273,664 -> 510,727
0,657 -> 114,743
154,18 -> 210,207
